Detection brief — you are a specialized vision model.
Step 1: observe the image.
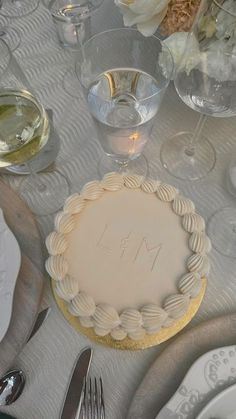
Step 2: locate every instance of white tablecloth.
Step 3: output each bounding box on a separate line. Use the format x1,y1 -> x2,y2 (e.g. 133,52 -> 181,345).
1,2 -> 236,418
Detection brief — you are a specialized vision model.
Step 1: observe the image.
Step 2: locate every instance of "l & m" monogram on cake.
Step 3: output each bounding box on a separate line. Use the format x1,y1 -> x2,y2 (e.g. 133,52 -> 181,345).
97,224 -> 163,273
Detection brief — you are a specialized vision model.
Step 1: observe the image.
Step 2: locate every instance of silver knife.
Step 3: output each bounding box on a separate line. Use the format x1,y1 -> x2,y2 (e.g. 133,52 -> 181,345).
27,307 -> 51,343
60,347 -> 93,419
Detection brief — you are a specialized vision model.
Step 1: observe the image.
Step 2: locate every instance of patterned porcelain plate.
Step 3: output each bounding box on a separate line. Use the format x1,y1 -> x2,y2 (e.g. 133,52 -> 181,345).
196,382 -> 236,419
156,345 -> 236,419
0,208 -> 21,343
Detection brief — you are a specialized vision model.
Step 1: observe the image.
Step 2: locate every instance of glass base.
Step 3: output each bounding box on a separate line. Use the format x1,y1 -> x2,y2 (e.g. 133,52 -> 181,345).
0,0 -> 39,18
63,67 -> 81,98
208,207 -> 236,258
19,170 -> 70,216
98,154 -> 148,178
7,116 -> 61,175
227,161 -> 236,199
160,131 -> 216,181
0,26 -> 21,51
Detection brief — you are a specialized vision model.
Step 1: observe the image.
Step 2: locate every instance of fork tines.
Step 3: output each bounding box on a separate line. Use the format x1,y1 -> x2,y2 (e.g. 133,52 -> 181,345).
82,377 -> 105,419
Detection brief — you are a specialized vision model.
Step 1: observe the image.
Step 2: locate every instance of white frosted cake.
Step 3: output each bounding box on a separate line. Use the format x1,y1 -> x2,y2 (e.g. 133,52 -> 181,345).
46,173 -> 211,341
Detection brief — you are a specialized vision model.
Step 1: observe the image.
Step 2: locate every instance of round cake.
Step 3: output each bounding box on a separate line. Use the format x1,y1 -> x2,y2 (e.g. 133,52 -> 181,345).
45,173 -> 211,342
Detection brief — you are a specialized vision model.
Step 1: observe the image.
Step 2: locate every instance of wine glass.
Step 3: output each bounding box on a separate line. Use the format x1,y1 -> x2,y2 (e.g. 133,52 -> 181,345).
0,0 -> 39,18
75,28 -> 173,177
160,0 -> 236,181
0,39 -> 69,215
0,17 -> 21,51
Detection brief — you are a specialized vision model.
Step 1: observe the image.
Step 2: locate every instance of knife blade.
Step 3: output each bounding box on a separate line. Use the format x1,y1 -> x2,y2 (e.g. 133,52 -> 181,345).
60,347 -> 93,419
27,307 -> 51,343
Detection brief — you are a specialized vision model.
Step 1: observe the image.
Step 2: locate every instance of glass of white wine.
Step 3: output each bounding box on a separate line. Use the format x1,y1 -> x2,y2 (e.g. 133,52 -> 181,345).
0,39 -> 69,215
0,0 -> 39,18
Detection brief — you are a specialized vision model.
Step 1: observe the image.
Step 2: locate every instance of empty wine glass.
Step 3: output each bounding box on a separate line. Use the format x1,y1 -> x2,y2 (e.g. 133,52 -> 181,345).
160,0 -> 236,181
0,0 -> 39,18
0,39 -> 69,215
75,28 -> 173,177
0,17 -> 21,51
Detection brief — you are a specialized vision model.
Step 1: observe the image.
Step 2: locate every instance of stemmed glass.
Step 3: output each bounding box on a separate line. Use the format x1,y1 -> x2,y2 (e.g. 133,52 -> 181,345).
160,0 -> 236,181
0,39 -> 69,215
47,0 -> 104,98
75,28 -> 173,177
0,0 -> 39,18
0,17 -> 21,51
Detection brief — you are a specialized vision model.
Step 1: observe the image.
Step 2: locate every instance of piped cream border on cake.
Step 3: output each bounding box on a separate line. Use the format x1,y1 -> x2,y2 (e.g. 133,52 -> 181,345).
45,173 -> 211,341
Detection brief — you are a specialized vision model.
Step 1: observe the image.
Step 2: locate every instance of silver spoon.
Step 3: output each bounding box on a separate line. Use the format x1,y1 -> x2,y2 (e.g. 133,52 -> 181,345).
0,307 -> 50,406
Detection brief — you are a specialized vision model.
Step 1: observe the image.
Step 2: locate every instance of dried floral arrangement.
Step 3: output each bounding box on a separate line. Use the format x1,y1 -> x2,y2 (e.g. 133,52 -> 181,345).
115,0 -> 201,37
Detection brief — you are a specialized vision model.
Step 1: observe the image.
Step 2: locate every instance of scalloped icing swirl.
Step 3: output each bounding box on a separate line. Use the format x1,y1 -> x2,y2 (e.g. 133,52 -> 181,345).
120,309 -> 142,333
189,232 -> 211,253
46,173 -> 210,342
164,294 -> 190,319
124,174 -> 143,188
182,213 -> 205,233
46,232 -> 68,255
156,184 -> 178,202
178,272 -> 202,298
46,255 -> 68,280
81,181 -> 104,200
172,196 -> 195,216
141,305 -> 168,333
93,304 -> 120,330
55,275 -> 79,301
141,179 -> 160,194
55,212 -> 75,234
69,292 -> 96,317
111,326 -> 127,341
101,172 -> 124,191
187,253 -> 208,273
63,194 -> 85,214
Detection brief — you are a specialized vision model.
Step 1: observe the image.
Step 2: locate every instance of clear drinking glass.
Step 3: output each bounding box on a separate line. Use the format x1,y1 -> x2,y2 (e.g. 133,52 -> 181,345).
160,0 -> 236,181
0,0 -> 39,18
76,28 -> 173,177
0,39 -> 69,215
49,0 -> 103,48
47,0 -> 104,98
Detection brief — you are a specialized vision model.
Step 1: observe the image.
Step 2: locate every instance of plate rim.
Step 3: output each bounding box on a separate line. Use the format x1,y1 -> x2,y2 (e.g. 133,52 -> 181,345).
196,381 -> 236,419
126,312 -> 236,419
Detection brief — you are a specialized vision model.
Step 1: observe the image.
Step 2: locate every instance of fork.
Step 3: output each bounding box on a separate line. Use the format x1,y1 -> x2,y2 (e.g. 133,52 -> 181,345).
81,377 -> 105,419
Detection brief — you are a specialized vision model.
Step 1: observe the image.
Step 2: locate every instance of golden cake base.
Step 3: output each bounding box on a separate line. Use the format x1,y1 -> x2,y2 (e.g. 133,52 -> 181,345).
52,278 -> 207,350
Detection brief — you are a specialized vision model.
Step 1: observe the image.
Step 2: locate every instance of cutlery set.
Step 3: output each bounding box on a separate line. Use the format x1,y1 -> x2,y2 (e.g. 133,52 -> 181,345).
0,309 -> 104,419
59,347 -> 105,419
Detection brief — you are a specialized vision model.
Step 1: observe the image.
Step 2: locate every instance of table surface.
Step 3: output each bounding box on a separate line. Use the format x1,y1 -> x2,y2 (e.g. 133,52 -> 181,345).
1,2 -> 236,419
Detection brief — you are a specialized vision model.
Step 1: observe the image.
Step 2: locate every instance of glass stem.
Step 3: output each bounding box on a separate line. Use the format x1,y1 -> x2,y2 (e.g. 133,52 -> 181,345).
25,162 -> 46,193
185,114 -> 207,157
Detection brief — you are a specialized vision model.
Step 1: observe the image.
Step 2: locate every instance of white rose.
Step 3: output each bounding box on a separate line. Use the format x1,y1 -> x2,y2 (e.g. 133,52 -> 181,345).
159,32 -> 201,79
114,0 -> 170,36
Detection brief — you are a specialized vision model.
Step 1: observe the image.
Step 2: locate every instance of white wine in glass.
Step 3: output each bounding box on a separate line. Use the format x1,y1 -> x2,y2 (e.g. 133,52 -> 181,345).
0,90 -> 49,167
0,39 -> 69,216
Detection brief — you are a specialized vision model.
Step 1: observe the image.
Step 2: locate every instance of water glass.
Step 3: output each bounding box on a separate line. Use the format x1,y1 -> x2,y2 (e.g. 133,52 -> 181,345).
49,0 -> 103,48
76,28 -> 173,176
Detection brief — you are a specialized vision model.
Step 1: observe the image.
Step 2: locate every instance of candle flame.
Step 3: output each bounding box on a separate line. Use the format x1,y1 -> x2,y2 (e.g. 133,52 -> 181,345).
129,132 -> 139,141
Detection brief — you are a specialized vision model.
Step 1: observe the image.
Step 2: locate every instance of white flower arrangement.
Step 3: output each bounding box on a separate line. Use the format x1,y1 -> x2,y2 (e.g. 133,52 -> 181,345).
114,0 -> 170,36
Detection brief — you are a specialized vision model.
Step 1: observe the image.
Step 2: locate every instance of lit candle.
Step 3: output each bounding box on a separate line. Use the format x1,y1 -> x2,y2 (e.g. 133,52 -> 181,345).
106,128 -> 149,158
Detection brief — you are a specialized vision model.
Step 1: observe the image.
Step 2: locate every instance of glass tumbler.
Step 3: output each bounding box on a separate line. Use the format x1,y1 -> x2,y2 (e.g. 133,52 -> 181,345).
76,28 -> 173,177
